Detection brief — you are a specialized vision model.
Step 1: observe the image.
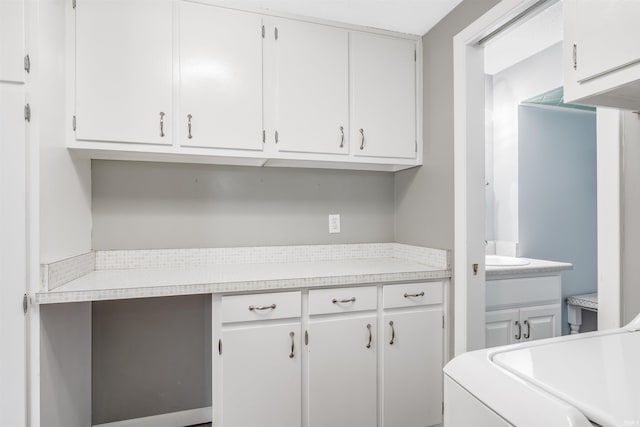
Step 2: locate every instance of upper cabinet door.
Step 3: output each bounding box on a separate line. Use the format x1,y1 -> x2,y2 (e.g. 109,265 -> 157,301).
574,0 -> 640,83
75,0 -> 172,144
351,32 -> 416,159
0,0 -> 24,83
269,18 -> 348,155
179,2 -> 263,151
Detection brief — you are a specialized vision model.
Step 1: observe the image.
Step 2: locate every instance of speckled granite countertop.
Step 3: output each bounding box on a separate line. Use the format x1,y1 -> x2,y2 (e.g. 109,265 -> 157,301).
36,243 -> 451,304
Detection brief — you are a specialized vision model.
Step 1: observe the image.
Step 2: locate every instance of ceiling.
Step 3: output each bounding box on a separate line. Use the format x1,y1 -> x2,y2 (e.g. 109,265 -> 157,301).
484,1 -> 563,75
212,0 -> 464,35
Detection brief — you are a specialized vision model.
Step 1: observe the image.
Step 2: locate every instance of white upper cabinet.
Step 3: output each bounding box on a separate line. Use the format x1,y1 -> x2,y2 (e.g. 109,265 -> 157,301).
72,3 -> 422,170
0,0 -> 24,83
267,18 -> 349,155
179,2 -> 264,150
75,0 -> 172,144
351,32 -> 417,159
564,0 -> 640,110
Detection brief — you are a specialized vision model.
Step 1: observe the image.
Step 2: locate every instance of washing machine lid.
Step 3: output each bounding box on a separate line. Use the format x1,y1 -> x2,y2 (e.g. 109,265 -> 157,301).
493,330 -> 640,427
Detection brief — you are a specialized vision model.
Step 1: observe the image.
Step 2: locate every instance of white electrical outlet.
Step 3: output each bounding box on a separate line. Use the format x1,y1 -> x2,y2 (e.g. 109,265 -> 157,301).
329,214 -> 341,234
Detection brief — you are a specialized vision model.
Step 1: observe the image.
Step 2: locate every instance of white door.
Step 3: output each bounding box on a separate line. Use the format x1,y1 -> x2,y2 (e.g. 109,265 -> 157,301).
520,304 -> 561,342
221,322 -> 301,427
308,316 -> 377,427
383,309 -> 443,427
269,18 -> 348,155
350,32 -> 416,159
485,308 -> 520,348
179,2 -> 263,151
75,0 -> 172,144
0,83 -> 27,427
574,0 -> 640,82
0,0 -> 24,82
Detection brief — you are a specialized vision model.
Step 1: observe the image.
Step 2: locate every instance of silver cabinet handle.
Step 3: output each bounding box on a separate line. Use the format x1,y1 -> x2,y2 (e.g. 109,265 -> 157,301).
289,331 -> 295,358
159,112 -> 165,137
523,320 -> 530,339
339,126 -> 344,148
366,323 -> 372,349
359,128 -> 365,150
332,297 -> 356,304
187,114 -> 193,139
248,303 -> 276,311
404,291 -> 425,298
515,320 -> 521,340
389,320 -> 395,345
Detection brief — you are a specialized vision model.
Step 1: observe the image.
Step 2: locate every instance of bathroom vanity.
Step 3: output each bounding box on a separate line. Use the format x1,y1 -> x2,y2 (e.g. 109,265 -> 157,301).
485,257 -> 573,348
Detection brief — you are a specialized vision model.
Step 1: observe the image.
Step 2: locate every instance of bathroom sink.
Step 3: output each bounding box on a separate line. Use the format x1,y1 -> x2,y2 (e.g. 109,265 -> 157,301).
485,255 -> 531,267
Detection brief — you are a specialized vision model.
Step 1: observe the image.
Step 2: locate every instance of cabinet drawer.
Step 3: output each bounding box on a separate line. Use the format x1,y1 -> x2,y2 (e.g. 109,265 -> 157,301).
309,286 -> 377,315
383,282 -> 443,309
221,291 -> 301,323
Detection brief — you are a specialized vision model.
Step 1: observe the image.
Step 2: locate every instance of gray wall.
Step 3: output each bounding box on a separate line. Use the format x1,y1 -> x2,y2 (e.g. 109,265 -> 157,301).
92,296 -> 212,425
92,160 -> 395,249
518,104 -> 597,335
394,0 -> 501,250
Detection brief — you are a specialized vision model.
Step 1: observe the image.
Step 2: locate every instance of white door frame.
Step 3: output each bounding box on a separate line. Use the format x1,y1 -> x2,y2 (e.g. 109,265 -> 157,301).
454,0 -> 624,355
454,0 -> 562,356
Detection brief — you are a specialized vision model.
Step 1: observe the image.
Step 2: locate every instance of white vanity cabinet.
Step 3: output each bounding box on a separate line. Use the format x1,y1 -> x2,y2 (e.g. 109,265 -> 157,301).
215,291 -> 302,427
564,0 -> 640,110
351,32 -> 417,159
267,18 -> 349,156
307,287 -> 378,427
75,0 -> 173,144
485,276 -> 561,349
178,2 -> 264,151
382,282 -> 444,427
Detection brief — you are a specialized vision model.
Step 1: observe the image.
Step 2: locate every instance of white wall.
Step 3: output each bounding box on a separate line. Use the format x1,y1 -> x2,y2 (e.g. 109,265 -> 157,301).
487,42 -> 563,243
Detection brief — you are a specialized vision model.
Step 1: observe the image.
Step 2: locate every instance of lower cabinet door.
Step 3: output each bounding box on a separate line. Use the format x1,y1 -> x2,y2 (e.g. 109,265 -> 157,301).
308,315 -> 377,427
520,304 -> 561,342
383,308 -> 443,427
221,322 -> 301,427
485,308 -> 521,348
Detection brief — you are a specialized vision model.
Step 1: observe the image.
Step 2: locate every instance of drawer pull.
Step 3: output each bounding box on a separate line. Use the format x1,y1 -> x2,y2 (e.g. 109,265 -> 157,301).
289,331 -> 295,358
248,303 -> 276,311
366,324 -> 372,349
187,114 -> 193,139
332,297 -> 356,304
523,320 -> 530,339
515,320 -> 521,340
389,320 -> 396,345
339,126 -> 344,148
359,128 -> 365,150
404,291 -> 425,298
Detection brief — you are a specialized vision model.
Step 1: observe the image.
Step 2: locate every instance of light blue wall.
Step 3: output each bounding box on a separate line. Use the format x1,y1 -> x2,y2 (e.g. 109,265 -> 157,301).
518,104 -> 597,335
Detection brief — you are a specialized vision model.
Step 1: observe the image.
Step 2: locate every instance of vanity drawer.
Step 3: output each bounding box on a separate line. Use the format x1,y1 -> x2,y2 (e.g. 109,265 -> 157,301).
309,286 -> 377,315
221,291 -> 301,323
383,282 -> 443,309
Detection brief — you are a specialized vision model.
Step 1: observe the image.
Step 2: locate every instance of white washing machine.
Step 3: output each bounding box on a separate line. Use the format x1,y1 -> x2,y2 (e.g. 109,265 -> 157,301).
444,315 -> 640,427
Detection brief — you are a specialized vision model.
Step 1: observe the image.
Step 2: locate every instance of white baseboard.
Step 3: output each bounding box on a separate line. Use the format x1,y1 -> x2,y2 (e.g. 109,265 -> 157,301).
93,406 -> 212,427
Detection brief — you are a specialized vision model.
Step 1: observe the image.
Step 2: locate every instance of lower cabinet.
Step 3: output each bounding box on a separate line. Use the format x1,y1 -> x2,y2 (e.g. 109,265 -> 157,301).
382,308 -> 443,427
308,316 -> 378,427
214,281 -> 446,427
221,322 -> 302,427
485,304 -> 561,348
485,276 -> 562,349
